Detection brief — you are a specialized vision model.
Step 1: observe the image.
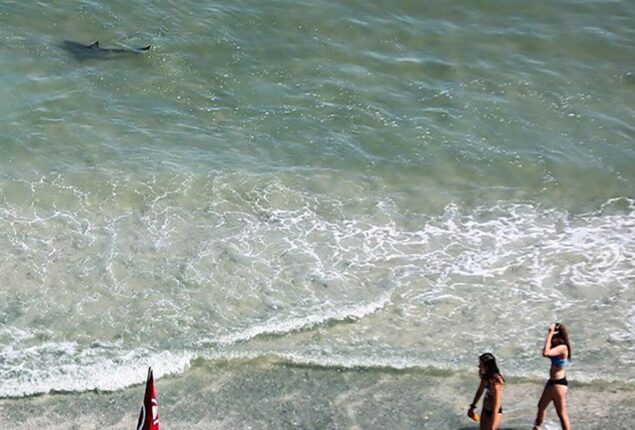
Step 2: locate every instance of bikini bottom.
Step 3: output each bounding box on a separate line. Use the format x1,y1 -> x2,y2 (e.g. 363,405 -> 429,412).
546,377 -> 568,387
482,406 -> 503,416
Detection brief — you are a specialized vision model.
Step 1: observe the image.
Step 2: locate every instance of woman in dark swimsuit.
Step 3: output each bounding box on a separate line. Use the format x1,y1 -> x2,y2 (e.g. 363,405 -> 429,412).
534,323 -> 571,430
468,353 -> 504,430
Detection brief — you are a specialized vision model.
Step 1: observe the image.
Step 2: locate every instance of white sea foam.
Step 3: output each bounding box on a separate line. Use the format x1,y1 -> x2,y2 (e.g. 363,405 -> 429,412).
0,338 -> 192,398
206,291 -> 392,346
0,338 -> 628,397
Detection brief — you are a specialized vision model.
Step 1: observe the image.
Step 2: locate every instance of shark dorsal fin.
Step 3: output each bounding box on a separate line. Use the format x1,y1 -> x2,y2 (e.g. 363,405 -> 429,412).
89,41 -> 99,48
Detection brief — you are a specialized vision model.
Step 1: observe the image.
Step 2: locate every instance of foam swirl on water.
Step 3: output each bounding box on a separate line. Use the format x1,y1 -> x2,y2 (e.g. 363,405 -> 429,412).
205,291 -> 392,346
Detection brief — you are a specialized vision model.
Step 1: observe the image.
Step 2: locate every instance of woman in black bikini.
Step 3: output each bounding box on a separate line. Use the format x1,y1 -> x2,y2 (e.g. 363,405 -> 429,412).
534,323 -> 571,430
468,352 -> 504,430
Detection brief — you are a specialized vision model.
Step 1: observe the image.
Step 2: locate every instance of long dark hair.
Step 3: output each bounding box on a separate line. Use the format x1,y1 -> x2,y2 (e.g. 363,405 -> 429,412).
479,352 -> 505,383
552,323 -> 572,360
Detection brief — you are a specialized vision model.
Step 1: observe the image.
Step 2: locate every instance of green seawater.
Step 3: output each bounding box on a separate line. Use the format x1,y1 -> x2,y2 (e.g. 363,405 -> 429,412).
0,0 -> 634,428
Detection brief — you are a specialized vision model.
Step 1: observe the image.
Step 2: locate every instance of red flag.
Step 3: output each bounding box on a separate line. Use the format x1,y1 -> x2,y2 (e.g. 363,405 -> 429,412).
137,367 -> 159,430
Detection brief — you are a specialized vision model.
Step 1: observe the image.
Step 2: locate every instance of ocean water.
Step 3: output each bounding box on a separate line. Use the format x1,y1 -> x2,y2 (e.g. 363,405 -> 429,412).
0,0 -> 634,428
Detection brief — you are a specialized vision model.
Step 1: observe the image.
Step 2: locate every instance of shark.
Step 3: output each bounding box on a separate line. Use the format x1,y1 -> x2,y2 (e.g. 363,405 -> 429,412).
60,40 -> 151,61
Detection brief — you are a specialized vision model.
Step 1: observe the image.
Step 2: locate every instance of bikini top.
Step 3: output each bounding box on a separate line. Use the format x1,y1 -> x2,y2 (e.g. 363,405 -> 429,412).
484,375 -> 503,398
550,356 -> 569,367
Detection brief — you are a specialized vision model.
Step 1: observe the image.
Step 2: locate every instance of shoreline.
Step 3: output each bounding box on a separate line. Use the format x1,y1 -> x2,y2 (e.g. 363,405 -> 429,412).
2,363 -> 633,429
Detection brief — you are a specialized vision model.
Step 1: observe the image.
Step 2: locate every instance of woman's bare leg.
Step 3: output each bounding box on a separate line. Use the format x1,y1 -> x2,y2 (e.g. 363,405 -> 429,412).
552,385 -> 571,430
479,410 -> 491,430
533,385 -> 552,429
491,411 -> 502,429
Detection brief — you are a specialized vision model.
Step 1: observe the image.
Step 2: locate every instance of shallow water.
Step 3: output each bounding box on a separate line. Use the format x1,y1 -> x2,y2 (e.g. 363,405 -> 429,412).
0,0 -> 634,428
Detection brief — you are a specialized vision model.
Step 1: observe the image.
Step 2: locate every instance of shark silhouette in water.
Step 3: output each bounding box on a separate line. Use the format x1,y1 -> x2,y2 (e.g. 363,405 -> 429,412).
60,40 -> 151,61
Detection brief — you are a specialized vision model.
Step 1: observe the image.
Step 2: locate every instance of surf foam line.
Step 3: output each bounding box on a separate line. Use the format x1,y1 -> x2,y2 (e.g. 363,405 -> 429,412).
0,344 -> 193,398
2,346 -> 632,398
0,292 -> 391,398
200,291 -> 393,347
